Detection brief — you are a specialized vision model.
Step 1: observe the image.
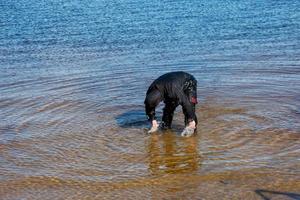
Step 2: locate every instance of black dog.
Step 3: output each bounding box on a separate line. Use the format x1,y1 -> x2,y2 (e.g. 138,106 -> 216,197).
144,71 -> 198,136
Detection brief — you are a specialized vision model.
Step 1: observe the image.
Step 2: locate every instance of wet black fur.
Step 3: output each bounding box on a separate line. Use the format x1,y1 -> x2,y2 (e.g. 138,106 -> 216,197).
144,71 -> 198,129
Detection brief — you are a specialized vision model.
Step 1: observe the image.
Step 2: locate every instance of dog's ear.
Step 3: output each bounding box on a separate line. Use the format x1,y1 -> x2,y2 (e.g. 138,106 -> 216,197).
183,80 -> 194,92
183,80 -> 198,104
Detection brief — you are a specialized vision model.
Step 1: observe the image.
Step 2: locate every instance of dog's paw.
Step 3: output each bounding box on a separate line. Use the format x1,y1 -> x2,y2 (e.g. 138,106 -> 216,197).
181,127 -> 195,137
148,125 -> 159,134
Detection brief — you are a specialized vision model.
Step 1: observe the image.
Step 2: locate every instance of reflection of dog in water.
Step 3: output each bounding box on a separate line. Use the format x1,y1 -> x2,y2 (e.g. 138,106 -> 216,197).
147,132 -> 201,175
144,71 -> 198,137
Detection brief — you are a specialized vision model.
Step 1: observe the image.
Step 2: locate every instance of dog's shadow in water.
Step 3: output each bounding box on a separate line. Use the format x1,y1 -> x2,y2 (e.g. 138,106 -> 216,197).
115,110 -> 186,135
115,110 -> 161,129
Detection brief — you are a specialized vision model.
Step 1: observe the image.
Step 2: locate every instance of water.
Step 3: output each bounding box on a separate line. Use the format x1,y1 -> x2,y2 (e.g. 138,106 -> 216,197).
1,0 -> 300,199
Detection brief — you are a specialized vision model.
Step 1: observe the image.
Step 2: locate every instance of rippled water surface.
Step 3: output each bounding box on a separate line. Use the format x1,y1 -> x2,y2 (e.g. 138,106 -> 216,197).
1,0 -> 300,199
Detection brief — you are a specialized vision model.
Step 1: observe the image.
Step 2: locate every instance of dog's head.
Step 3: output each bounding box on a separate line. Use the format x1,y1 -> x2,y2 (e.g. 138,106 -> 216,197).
183,80 -> 198,104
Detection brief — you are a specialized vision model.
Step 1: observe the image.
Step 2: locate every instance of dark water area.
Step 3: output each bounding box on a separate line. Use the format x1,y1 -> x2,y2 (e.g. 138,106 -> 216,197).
1,0 -> 300,199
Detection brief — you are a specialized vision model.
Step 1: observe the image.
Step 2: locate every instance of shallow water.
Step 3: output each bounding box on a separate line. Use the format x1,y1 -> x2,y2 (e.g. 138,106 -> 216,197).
1,0 -> 300,199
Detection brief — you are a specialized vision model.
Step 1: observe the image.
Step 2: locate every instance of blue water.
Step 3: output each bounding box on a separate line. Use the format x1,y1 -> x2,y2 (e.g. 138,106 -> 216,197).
1,0 -> 299,127
1,0 -> 299,72
0,1 -> 300,199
